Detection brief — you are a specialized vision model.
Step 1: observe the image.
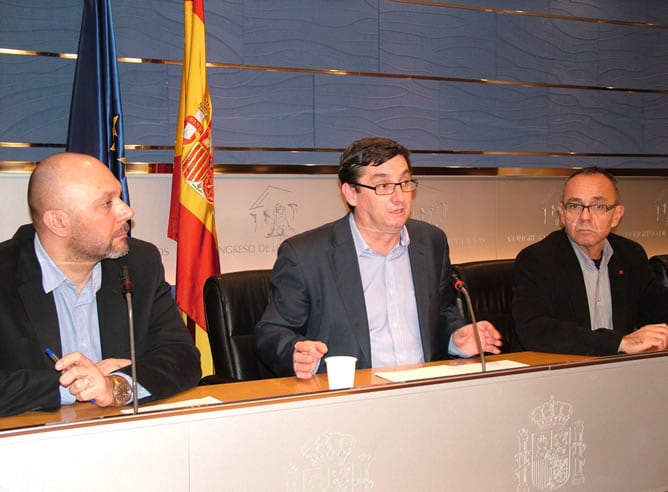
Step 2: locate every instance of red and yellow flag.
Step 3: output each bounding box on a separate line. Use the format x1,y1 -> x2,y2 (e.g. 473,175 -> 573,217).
168,0 -> 220,376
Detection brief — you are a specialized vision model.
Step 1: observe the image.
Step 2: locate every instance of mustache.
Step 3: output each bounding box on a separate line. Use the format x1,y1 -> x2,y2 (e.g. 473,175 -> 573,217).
115,222 -> 131,236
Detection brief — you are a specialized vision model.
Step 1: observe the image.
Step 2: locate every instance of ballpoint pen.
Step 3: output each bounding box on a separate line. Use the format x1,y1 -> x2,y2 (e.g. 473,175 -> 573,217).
45,347 -> 59,365
45,348 -> 96,403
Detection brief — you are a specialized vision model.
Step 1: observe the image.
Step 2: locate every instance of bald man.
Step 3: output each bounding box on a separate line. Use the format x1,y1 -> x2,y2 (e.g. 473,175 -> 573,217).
0,152 -> 201,417
513,166 -> 668,355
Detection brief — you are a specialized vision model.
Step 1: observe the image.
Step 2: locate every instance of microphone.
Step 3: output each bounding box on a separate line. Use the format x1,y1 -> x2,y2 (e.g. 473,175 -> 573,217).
450,271 -> 486,372
121,264 -> 139,414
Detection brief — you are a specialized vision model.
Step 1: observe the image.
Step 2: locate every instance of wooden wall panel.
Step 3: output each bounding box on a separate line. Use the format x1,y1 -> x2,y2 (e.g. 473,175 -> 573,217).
1,0 -> 667,168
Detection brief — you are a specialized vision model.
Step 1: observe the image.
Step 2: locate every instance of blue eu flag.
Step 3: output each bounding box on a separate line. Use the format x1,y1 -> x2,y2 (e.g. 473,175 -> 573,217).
66,0 -> 129,205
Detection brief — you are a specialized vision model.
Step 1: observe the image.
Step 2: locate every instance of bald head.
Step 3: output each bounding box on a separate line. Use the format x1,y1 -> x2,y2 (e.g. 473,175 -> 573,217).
28,152 -> 111,230
26,152 -> 134,282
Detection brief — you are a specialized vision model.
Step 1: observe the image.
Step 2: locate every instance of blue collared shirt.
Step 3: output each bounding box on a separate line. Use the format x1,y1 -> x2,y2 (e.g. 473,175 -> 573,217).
34,235 -> 146,403
349,214 -> 424,367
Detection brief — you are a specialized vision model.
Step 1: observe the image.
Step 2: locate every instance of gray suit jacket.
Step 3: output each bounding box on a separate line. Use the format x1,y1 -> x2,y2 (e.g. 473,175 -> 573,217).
255,215 -> 465,376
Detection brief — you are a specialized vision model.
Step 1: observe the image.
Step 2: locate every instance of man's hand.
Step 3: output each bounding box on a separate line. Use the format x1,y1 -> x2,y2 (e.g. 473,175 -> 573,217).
293,340 -> 328,379
96,358 -> 131,376
452,320 -> 503,356
56,352 -> 115,407
619,323 -> 668,354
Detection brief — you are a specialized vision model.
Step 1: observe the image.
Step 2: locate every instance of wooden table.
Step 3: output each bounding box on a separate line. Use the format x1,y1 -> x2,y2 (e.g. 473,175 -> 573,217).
0,351 -> 594,434
1,351 -> 666,492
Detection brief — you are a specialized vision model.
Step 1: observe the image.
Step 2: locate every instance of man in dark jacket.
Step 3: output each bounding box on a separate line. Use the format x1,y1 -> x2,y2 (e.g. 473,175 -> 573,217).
513,167 -> 668,355
0,152 -> 201,417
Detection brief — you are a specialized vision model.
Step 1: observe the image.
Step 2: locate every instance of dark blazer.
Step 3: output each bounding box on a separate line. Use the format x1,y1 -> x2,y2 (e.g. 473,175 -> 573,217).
0,224 -> 201,417
512,229 -> 668,355
255,215 -> 465,376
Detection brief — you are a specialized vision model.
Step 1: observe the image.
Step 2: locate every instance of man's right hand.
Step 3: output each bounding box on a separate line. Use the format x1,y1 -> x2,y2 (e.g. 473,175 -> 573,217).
293,340 -> 328,379
56,352 -> 115,406
619,323 -> 668,354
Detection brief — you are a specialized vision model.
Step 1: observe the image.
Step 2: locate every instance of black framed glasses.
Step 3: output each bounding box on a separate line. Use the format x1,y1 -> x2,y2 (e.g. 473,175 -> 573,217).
562,202 -> 618,215
350,179 -> 418,195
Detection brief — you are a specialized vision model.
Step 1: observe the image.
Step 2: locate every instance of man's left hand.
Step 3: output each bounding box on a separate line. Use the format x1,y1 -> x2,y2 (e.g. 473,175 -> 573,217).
452,321 -> 503,356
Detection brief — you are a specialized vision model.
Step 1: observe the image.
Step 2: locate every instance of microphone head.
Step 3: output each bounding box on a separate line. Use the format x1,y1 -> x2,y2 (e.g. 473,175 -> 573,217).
120,264 -> 134,294
450,271 -> 465,291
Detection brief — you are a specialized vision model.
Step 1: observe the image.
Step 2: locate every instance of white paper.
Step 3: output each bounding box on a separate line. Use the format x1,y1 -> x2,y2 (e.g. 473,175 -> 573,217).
374,360 -> 528,383
120,396 -> 223,414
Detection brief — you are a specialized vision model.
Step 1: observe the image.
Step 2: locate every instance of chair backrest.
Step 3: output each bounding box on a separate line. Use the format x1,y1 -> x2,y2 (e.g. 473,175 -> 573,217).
649,254 -> 668,289
203,269 -> 273,382
452,259 -> 521,352
203,260 -> 524,380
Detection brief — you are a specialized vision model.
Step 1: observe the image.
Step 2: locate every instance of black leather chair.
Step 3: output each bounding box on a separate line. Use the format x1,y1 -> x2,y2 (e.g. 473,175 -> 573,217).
452,259 -> 521,352
649,254 -> 668,289
202,260 -> 521,383
202,269 -> 274,383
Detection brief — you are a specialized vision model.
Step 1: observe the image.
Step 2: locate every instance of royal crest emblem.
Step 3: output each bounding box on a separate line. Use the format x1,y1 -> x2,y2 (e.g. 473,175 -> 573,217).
516,395 -> 586,491
181,100 -> 214,204
287,432 -> 373,491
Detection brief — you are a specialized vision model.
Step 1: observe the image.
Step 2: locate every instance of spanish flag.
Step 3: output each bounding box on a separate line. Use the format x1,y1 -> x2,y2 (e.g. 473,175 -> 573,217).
168,0 -> 220,376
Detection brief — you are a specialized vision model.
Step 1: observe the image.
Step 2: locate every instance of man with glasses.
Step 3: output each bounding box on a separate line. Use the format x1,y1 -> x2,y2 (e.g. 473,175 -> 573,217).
513,167 -> 668,355
255,137 -> 502,378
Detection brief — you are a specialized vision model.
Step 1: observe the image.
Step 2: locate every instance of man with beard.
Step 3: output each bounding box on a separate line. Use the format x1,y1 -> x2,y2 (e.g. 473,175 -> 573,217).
0,153 -> 201,417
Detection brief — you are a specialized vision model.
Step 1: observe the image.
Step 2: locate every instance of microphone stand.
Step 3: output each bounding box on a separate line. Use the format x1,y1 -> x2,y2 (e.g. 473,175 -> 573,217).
121,266 -> 139,415
453,279 -> 486,372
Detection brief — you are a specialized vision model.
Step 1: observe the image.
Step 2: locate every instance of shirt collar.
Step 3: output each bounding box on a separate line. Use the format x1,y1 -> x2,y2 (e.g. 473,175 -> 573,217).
34,234 -> 102,294
567,236 -> 613,270
348,213 -> 410,256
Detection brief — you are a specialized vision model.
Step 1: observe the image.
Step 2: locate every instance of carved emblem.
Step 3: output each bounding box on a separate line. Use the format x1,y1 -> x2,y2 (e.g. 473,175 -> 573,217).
287,432 -> 373,491
516,396 -> 586,491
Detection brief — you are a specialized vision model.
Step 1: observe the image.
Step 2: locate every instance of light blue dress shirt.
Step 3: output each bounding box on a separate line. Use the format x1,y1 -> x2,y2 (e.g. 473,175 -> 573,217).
34,235 -> 147,403
349,215 -> 424,367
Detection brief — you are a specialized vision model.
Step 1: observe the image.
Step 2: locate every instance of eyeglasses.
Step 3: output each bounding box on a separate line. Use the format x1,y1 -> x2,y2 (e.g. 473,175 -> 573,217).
350,179 -> 418,195
562,202 -> 618,215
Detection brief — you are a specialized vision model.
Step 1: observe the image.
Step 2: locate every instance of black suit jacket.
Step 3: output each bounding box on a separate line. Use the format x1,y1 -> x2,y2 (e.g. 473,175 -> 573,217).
255,215 -> 465,376
0,224 -> 201,417
512,229 -> 668,355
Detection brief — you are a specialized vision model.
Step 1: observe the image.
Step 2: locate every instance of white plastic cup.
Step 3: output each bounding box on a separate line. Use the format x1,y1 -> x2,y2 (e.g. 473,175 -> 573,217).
324,356 -> 357,390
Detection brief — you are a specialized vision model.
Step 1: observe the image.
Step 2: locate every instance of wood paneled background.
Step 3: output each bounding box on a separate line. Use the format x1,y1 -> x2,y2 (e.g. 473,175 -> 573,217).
1,0 -> 667,169
0,1 -> 665,274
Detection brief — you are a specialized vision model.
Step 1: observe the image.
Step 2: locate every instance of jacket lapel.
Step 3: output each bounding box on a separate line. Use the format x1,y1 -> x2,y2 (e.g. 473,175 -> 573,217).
97,259 -> 130,358
16,229 -> 62,358
329,216 -> 372,366
407,228 -> 433,361
18,275 -> 61,359
608,247 -> 629,331
556,230 -> 594,327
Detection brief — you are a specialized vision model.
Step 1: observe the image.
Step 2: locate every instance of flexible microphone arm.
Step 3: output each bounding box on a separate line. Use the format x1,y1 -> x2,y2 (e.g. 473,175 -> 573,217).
121,265 -> 139,415
451,273 -> 486,372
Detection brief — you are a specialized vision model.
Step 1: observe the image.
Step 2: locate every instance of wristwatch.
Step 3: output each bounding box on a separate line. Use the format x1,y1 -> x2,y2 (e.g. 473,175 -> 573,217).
110,375 -> 133,406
